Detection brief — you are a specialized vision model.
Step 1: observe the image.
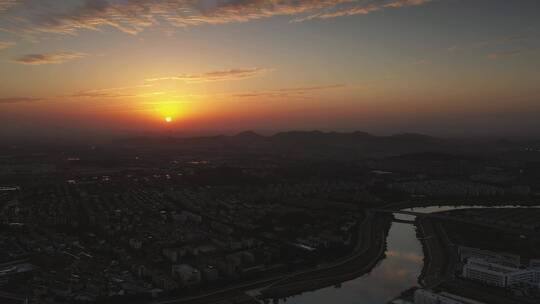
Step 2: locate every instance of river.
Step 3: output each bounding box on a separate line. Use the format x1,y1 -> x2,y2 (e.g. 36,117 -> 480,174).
268,204 -> 537,304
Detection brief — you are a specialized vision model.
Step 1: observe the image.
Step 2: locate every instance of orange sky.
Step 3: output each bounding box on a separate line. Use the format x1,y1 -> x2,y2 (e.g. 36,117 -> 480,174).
1,0 -> 539,137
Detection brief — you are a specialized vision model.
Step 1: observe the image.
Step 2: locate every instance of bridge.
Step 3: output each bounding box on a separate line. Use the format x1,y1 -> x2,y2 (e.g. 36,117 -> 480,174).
369,208 -> 539,237
370,209 -> 431,217
392,218 -> 416,224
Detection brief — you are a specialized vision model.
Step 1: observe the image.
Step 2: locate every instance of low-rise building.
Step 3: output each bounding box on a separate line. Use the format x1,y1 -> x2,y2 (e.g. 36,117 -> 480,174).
414,289 -> 484,304
171,264 -> 201,286
201,265 -> 219,282
462,258 -> 540,288
458,246 -> 520,267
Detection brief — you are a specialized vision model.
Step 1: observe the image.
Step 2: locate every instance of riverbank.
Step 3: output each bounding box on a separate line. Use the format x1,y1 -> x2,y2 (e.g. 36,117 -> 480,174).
382,198 -> 540,210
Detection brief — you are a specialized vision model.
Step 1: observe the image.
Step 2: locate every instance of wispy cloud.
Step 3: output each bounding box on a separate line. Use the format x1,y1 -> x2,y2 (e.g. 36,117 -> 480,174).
412,58 -> 430,65
0,97 -> 43,104
0,41 -> 15,50
475,35 -> 528,49
293,0 -> 432,22
146,68 -> 271,83
446,34 -> 533,61
487,49 -> 524,60
447,45 -> 463,52
0,0 -> 20,12
2,83 -> 346,104
232,84 -> 346,98
6,0 -> 433,36
448,35 -> 530,53
12,51 -> 88,65
69,84 -> 153,99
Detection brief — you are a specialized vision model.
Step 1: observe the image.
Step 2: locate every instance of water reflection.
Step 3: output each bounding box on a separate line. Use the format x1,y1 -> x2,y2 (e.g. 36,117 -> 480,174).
275,222 -> 423,304
265,205 -> 540,304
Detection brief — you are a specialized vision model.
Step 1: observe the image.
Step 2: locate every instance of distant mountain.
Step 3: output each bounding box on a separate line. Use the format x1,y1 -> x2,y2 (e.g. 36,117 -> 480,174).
271,130 -> 375,144
235,130 -> 263,138
118,130 -> 447,158
233,131 -> 266,141
388,133 -> 439,143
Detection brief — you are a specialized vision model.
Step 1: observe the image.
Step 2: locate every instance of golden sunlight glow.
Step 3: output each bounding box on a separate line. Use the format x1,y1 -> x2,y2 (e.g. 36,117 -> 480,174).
153,100 -> 183,122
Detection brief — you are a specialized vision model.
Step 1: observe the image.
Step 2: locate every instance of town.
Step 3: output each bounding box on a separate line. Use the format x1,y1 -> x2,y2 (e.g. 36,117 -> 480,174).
1,132 -> 540,303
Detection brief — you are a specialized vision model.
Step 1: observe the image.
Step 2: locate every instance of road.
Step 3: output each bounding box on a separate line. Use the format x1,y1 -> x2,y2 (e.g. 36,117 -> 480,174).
153,211 -> 389,304
258,212 -> 391,299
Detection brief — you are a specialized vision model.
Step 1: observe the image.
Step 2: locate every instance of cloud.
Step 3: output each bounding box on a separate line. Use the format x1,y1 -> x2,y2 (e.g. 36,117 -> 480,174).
0,41 -> 15,49
69,84 -> 152,99
8,0 -> 433,36
293,0 -> 432,22
412,58 -> 430,65
448,35 -> 530,54
12,51 -> 88,65
0,97 -> 43,104
475,35 -> 527,49
146,67 -> 271,83
447,45 -> 463,52
0,0 -> 20,12
232,84 -> 346,98
487,49 -> 524,60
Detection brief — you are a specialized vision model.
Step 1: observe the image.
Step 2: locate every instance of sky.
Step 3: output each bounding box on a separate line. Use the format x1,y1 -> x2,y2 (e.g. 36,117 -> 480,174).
0,0 -> 539,138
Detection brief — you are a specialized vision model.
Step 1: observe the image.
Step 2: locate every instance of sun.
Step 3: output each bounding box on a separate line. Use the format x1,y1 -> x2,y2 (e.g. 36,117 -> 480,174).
154,101 -> 182,123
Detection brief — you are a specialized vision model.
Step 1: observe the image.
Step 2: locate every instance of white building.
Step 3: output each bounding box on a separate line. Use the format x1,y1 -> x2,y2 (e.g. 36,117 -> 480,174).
507,268 -> 540,288
462,258 -> 514,287
458,246 -> 520,267
462,258 -> 540,288
414,289 -> 484,304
